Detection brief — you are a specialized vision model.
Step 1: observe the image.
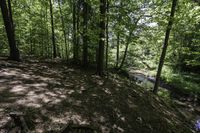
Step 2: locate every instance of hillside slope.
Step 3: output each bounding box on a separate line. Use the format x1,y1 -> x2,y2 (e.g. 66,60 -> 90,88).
0,58 -> 193,133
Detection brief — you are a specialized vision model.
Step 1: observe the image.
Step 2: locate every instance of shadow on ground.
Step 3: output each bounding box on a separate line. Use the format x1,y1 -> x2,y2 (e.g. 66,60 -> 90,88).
0,58 -> 193,133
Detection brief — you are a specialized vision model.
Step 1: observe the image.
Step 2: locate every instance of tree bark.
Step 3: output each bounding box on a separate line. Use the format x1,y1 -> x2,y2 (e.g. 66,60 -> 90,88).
116,32 -> 120,68
73,0 -> 77,61
105,0 -> 109,70
153,0 -> 178,94
82,0 -> 88,67
49,0 -> 56,58
7,0 -> 13,28
118,31 -> 132,70
58,0 -> 68,60
76,0 -> 80,61
97,0 -> 106,76
45,5 -> 50,58
73,0 -> 80,63
0,0 -> 20,61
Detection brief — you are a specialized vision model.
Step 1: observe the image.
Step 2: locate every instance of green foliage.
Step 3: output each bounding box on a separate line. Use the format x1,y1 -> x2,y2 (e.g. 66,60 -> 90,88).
161,66 -> 200,94
0,0 -> 199,94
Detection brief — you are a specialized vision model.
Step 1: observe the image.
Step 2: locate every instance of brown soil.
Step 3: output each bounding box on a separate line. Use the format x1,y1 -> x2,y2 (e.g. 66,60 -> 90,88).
0,58 -> 193,133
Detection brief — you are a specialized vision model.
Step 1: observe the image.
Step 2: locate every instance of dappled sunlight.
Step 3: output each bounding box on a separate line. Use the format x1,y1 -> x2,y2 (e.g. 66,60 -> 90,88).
31,83 -> 48,88
67,89 -> 75,94
0,69 -> 22,76
0,79 -> 8,83
102,88 -> 112,95
0,59 -> 192,132
10,85 -> 28,95
112,124 -> 125,132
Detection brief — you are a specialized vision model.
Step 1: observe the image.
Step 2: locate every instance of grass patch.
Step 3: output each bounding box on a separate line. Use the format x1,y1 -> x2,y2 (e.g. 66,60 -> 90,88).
161,66 -> 200,95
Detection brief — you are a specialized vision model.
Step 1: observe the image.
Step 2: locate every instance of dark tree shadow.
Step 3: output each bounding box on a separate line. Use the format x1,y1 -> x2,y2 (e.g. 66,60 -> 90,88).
0,58 -> 193,133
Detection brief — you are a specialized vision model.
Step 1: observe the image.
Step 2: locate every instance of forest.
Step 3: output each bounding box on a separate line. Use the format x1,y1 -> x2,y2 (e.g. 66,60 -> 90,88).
0,0 -> 200,132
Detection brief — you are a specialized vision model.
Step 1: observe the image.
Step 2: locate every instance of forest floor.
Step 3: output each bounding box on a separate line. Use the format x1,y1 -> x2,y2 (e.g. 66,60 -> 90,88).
0,57 -> 195,133
127,69 -> 200,128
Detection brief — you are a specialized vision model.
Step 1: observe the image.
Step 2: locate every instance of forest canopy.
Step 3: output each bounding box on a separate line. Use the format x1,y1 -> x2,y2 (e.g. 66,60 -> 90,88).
0,0 -> 199,70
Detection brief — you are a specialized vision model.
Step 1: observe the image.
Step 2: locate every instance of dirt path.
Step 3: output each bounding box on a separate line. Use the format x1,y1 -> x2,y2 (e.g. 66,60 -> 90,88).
0,58 -> 193,133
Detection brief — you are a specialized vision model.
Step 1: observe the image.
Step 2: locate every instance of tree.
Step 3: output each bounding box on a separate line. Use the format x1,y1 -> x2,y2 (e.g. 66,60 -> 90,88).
97,0 -> 106,76
118,31 -> 133,70
8,0 -> 13,27
73,0 -> 77,62
49,0 -> 56,58
73,0 -> 80,63
82,0 -> 89,67
153,0 -> 178,94
0,0 -> 20,61
116,32 -> 120,68
58,0 -> 68,60
105,0 -> 109,70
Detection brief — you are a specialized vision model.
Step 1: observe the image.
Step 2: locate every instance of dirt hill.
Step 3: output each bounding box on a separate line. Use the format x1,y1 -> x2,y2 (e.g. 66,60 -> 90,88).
0,58 -> 194,133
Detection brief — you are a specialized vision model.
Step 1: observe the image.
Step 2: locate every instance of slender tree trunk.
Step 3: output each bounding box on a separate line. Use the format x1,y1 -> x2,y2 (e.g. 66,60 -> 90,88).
73,0 -> 78,62
49,0 -> 56,58
117,15 -> 141,70
33,33 -> 35,55
105,0 -> 109,70
82,0 -> 88,67
45,5 -> 49,58
76,0 -> 80,61
28,0 -> 32,55
29,27 -> 33,54
67,27 -> 70,60
153,0 -> 178,94
58,0 -> 68,60
41,7 -> 44,57
118,32 -> 132,70
0,0 -> 20,61
116,32 -> 120,68
97,0 -> 106,76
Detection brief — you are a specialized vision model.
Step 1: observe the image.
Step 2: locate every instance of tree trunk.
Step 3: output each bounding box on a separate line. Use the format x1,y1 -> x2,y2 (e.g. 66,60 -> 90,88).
45,5 -> 50,58
153,0 -> 178,94
97,0 -> 106,76
41,7 -> 45,57
76,0 -> 80,62
49,0 -> 56,58
82,0 -> 88,67
105,0 -> 109,70
73,0 -> 78,62
67,27 -> 70,61
116,32 -> 120,68
0,0 -> 20,61
58,0 -> 68,60
7,0 -> 13,28
118,31 -> 132,70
